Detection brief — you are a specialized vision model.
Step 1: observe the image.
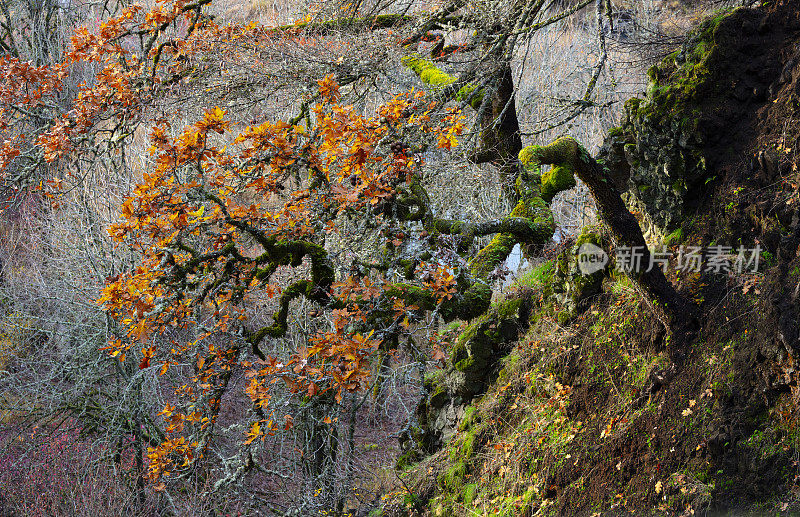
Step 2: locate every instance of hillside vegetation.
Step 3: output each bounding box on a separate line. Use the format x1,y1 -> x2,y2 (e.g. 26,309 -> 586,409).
385,2 -> 800,515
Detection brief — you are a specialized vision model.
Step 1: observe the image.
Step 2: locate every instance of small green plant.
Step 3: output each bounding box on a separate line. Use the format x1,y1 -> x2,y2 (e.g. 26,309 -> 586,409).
513,260 -> 555,289
664,228 -> 683,246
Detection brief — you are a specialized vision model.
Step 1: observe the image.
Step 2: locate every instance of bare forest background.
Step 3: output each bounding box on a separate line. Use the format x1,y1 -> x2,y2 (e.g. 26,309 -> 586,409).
0,0 -> 752,515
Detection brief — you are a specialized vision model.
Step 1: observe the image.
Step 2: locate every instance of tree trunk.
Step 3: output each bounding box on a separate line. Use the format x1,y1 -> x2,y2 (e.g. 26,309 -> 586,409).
521,137 -> 699,362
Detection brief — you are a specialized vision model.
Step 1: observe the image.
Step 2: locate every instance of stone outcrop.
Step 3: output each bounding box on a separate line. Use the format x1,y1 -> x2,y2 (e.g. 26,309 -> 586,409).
400,225 -> 612,463
599,10 -> 764,241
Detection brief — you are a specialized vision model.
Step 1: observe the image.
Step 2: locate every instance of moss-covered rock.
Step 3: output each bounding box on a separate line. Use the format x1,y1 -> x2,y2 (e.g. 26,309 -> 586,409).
407,295 -> 527,457
597,10 -> 737,241
552,225 -> 611,318
407,223 -> 613,462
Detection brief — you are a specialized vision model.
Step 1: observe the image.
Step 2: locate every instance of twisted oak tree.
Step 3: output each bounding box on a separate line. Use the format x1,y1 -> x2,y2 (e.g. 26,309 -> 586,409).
100,89 -> 695,490
399,52 -> 696,355
98,72 -> 583,477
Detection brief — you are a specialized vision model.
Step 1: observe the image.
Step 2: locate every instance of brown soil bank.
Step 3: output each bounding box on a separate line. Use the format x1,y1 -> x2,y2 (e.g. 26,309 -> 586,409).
380,1 -> 800,515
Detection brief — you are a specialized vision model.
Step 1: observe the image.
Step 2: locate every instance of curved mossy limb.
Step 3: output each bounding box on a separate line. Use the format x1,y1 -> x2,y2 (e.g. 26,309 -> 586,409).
537,136 -> 699,360
413,133 -> 698,465
246,240 -> 338,357
402,171 -> 553,276
518,136 -> 579,203
518,135 -> 697,359
464,139 -> 589,279
398,162 -> 558,281
467,190 -> 554,279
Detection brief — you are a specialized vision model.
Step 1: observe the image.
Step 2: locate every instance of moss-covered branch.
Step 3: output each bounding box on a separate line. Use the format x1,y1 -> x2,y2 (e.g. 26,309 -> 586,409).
247,241 -> 337,357
164,196 -> 338,358
401,55 -> 485,109
467,177 -> 555,278
272,13 -> 414,34
383,281 -> 492,323
396,147 -> 569,283
399,174 -> 554,259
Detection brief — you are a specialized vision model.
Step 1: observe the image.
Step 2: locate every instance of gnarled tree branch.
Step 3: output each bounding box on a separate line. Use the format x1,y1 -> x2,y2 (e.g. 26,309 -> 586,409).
519,136 -> 699,360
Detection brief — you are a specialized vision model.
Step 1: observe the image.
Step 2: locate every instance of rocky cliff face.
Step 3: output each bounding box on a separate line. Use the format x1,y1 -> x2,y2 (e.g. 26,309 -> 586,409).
602,97 -> 707,242
602,7 -> 785,242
